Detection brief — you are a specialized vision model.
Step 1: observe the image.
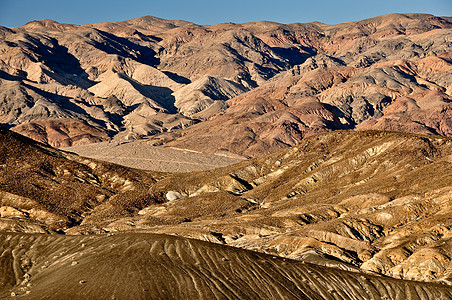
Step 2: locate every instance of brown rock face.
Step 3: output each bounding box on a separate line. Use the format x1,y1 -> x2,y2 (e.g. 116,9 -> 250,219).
0,13 -> 450,153
12,118 -> 109,147
165,55 -> 452,157
2,127 -> 452,287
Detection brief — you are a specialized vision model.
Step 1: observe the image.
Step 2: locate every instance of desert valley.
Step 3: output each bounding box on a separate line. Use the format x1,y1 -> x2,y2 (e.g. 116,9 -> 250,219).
0,12 -> 451,299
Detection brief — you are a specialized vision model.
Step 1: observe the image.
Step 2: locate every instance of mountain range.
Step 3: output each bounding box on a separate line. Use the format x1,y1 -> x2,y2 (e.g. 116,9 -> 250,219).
0,13 -> 451,156
1,13 -> 452,298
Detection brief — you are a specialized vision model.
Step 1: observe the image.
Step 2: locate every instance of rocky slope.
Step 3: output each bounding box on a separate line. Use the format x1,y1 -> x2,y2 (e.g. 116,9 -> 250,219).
0,126 -> 164,233
1,127 -> 452,287
123,130 -> 452,285
0,14 -> 451,153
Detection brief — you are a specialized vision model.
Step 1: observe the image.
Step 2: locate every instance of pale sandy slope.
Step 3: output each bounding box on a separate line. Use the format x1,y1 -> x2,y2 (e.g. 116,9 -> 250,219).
64,139 -> 244,172
2,232 -> 452,300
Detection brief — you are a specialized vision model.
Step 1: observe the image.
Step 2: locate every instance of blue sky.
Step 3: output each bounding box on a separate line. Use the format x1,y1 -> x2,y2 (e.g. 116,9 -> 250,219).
0,0 -> 451,27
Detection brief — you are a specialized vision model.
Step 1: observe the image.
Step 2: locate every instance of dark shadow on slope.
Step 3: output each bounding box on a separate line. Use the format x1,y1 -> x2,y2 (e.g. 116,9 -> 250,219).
131,30 -> 163,43
162,71 -> 191,84
221,44 -> 280,81
221,42 -> 316,82
272,45 -> 317,66
0,70 -> 24,81
90,29 -> 160,67
322,103 -> 356,130
20,35 -> 94,89
22,83 -> 112,130
118,74 -> 178,114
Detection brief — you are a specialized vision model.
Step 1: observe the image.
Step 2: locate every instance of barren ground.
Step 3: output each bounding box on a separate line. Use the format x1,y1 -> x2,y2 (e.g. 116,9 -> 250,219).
64,139 -> 243,172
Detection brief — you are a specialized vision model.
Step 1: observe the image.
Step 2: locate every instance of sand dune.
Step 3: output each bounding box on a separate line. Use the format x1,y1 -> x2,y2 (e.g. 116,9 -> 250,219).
2,232 -> 451,299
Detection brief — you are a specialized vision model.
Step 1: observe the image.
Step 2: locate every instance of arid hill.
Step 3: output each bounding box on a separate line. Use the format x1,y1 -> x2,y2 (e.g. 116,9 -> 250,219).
0,126 -> 164,233
1,232 -> 451,299
163,54 -> 452,157
1,127 -> 452,288
1,13 -> 452,298
0,14 -> 450,155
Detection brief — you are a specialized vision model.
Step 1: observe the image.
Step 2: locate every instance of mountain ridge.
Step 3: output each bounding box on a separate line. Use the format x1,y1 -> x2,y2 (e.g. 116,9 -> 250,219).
0,13 -> 450,154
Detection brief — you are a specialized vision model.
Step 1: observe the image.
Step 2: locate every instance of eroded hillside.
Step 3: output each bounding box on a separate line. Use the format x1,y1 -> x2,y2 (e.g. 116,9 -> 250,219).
0,14 -> 450,156
1,127 -> 452,286
0,126 -> 164,233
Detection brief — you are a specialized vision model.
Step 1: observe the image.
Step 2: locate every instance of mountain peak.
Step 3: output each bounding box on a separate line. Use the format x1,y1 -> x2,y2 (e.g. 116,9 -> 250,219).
120,15 -> 194,29
22,19 -> 76,31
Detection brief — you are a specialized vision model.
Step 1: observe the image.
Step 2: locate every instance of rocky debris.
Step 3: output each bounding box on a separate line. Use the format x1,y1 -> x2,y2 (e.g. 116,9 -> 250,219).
165,191 -> 183,201
63,139 -> 243,172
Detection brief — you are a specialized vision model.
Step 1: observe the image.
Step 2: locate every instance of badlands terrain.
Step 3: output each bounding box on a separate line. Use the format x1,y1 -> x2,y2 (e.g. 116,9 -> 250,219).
0,13 -> 450,157
0,12 -> 452,299
0,127 -> 452,298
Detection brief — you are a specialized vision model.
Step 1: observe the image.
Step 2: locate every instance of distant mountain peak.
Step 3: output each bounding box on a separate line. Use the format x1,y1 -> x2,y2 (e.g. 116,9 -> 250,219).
22,19 -> 76,31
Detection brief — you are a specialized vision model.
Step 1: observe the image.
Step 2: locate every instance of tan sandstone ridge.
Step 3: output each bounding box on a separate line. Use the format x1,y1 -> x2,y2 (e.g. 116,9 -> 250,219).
0,14 -> 450,152
1,127 -> 452,289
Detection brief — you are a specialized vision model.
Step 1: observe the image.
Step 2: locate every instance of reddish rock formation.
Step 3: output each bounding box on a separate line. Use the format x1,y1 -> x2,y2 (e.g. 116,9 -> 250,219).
0,14 -> 450,153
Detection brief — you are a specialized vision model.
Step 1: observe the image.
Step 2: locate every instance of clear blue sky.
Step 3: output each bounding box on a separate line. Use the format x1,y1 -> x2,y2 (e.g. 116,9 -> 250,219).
0,0 -> 451,27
